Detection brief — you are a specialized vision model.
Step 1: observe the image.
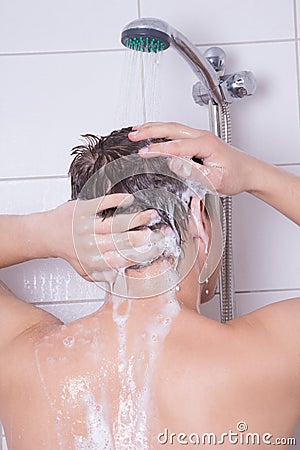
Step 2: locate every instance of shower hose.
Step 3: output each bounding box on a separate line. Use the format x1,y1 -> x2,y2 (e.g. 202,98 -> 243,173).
219,103 -> 235,323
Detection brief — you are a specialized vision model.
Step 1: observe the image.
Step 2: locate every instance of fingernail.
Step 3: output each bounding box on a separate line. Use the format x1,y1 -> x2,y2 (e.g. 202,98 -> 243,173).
123,194 -> 134,206
132,125 -> 141,131
169,158 -> 182,172
181,160 -> 192,177
129,130 -> 139,137
151,210 -> 159,220
139,147 -> 149,154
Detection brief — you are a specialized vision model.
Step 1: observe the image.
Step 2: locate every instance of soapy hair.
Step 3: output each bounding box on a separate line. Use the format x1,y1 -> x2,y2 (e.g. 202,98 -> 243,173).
69,127 -> 192,246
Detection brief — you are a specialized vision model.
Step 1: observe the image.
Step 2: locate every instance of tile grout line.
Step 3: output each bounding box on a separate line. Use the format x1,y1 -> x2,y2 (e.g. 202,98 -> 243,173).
196,37 -> 296,48
0,175 -> 68,182
1,163 -> 299,183
295,0 -> 299,38
293,0 -> 300,126
0,48 -> 127,57
34,299 -> 105,306
30,288 -> 300,306
0,38 -> 297,59
235,288 -> 300,295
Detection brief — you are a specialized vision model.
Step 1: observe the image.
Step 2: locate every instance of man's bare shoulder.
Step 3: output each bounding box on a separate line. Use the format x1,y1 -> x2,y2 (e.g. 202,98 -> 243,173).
239,296 -> 300,335
231,297 -> 300,374
158,302 -> 300,434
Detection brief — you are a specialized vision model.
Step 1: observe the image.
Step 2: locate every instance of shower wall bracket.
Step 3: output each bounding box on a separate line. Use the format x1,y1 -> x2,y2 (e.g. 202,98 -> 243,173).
192,47 -> 257,106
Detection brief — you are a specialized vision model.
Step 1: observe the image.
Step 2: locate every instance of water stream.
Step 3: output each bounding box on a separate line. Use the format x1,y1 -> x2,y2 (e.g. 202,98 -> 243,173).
117,49 -> 162,127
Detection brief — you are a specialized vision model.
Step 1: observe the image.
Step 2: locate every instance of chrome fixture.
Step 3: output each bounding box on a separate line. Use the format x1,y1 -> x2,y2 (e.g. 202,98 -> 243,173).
121,17 -> 257,323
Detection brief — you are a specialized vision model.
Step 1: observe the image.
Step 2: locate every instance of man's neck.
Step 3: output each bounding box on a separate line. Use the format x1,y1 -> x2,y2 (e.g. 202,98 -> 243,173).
99,256 -> 201,316
118,259 -> 179,299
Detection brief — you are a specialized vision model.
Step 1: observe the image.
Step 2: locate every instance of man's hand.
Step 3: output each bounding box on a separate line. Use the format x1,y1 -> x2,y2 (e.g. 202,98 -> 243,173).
129,122 -> 259,196
129,122 -> 300,225
45,194 -> 166,282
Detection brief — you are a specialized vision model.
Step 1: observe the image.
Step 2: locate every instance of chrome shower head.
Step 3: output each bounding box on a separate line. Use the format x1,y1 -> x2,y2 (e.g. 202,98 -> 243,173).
121,18 -> 171,53
121,17 -> 223,104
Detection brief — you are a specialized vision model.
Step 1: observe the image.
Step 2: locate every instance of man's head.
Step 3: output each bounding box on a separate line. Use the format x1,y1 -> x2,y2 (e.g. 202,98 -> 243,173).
69,127 -> 220,307
69,127 -> 195,248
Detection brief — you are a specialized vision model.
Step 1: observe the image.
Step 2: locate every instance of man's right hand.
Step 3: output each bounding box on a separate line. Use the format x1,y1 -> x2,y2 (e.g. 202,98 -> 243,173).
129,122 -> 260,196
129,122 -> 300,226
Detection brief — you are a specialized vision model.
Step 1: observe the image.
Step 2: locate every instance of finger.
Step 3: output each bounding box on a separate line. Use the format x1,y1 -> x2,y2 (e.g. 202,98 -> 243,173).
102,237 -> 168,270
129,122 -> 205,142
94,209 -> 159,234
95,228 -> 163,254
81,228 -> 175,275
89,270 -> 118,283
137,136 -> 213,160
169,157 -> 221,193
75,193 -> 134,216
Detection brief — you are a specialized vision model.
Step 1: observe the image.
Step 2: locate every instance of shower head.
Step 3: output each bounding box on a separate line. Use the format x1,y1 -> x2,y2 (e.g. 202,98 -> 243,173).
121,18 -> 171,53
121,17 -> 223,104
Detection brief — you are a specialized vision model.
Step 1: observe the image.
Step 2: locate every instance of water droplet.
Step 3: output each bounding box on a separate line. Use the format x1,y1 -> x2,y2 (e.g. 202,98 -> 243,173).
63,336 -> 75,348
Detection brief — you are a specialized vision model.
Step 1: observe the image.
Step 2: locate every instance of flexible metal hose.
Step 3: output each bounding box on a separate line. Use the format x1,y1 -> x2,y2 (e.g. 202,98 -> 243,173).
219,103 -> 235,322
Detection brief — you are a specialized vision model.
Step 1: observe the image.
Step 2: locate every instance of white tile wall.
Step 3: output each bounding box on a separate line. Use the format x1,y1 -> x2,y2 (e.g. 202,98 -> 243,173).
236,290 -> 300,316
37,300 -> 104,323
1,1 -> 300,448
141,0 -> 296,43
0,258 -> 105,303
297,0 -> 300,36
0,0 -> 138,53
200,294 -> 221,321
233,165 -> 300,292
298,40 -> 300,111
227,42 -> 300,164
0,178 -> 69,213
0,51 -> 140,178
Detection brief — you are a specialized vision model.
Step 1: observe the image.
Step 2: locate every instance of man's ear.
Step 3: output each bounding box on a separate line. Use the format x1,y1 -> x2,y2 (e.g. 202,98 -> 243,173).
189,197 -> 209,251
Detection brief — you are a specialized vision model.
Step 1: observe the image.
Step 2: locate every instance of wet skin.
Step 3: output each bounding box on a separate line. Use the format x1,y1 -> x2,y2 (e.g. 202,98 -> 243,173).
0,280 -> 300,449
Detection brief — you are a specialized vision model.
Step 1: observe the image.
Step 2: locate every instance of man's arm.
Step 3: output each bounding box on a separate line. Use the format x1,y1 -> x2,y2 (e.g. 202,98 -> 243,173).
0,213 -> 50,268
0,212 -> 63,354
247,160 -> 300,226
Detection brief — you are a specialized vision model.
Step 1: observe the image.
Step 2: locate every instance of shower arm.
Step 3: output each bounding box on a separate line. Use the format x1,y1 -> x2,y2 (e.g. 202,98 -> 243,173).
169,34 -> 224,106
169,31 -> 256,107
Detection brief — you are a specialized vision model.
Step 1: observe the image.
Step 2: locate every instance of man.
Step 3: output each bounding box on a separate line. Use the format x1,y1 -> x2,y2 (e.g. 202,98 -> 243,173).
0,123 -> 299,449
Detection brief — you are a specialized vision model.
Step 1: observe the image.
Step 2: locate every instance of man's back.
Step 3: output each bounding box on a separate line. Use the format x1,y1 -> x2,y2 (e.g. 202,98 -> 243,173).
1,294 -> 299,449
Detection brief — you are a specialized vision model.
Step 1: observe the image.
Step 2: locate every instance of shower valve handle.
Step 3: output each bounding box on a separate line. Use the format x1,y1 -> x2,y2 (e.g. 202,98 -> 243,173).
192,70 -> 256,106
221,71 -> 257,102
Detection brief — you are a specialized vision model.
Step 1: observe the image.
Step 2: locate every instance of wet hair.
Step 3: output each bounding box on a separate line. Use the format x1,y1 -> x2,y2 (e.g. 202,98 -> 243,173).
69,126 -> 193,246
